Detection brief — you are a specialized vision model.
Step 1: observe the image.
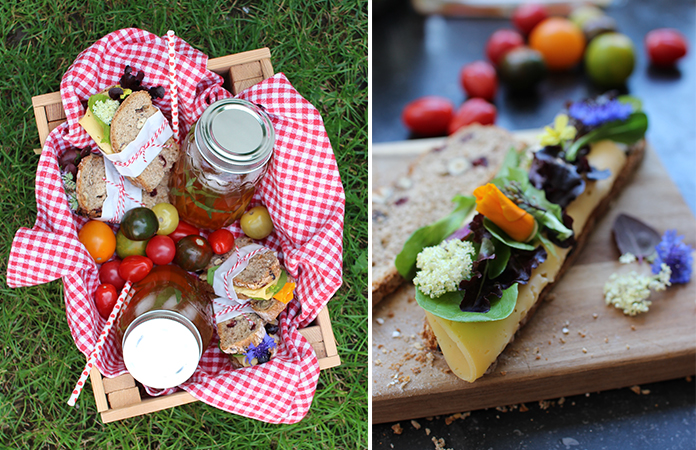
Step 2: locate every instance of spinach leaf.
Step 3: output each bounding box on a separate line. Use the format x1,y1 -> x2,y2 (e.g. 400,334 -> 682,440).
565,112 -> 648,162
415,283 -> 518,322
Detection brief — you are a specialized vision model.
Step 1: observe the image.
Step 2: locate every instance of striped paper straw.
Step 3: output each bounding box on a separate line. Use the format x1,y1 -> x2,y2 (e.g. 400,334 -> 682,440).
166,30 -> 179,144
67,281 -> 133,406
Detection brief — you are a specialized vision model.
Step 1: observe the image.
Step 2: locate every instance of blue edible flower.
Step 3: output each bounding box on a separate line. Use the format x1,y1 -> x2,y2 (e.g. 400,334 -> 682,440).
244,334 -> 276,365
651,230 -> 693,284
569,99 -> 633,128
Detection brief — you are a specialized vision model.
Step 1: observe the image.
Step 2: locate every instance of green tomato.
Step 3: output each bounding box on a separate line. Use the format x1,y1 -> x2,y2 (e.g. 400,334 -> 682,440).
151,203 -> 179,236
121,207 -> 159,241
116,229 -> 148,258
585,32 -> 635,88
240,206 -> 274,240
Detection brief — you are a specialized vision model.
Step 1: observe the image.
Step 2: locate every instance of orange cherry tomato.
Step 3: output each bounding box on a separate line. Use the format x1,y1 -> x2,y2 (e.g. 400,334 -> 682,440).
529,17 -> 586,71
78,220 -> 116,264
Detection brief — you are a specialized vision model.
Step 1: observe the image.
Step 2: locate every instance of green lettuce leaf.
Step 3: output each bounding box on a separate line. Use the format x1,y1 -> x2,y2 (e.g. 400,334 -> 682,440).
415,283 -> 518,322
565,111 -> 648,162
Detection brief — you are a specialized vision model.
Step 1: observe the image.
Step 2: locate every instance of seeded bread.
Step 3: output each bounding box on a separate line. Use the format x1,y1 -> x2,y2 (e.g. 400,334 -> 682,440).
234,251 -> 282,290
109,90 -> 180,192
217,312 -> 267,354
75,154 -> 170,219
372,125 -> 524,306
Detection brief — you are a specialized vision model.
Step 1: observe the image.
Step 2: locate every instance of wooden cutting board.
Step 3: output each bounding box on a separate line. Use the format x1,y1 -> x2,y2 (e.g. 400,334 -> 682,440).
371,132 -> 696,424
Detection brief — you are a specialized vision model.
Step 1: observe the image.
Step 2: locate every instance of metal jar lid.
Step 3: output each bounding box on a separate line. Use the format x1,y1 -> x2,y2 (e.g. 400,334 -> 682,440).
122,310 -> 203,389
195,98 -> 275,174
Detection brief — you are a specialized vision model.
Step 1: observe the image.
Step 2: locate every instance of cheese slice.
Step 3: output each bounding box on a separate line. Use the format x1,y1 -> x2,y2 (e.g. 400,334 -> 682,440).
425,140 -> 628,382
79,108 -> 113,154
235,282 -> 277,300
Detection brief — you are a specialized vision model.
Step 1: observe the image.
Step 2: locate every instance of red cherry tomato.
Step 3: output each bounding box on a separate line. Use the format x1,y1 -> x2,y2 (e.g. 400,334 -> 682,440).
95,284 -> 118,320
118,255 -> 154,283
99,260 -> 126,291
460,61 -> 498,100
401,96 -> 455,137
645,28 -> 688,67
208,229 -> 236,255
448,99 -> 497,135
512,3 -> 549,35
486,29 -> 525,66
146,235 -> 176,265
168,221 -> 200,244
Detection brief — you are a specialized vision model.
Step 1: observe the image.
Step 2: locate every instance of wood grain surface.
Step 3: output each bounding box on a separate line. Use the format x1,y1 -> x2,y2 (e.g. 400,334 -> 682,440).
371,133 -> 696,424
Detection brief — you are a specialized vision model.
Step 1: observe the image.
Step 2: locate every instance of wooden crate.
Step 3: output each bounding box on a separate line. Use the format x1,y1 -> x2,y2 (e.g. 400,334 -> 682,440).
30,48 -> 341,422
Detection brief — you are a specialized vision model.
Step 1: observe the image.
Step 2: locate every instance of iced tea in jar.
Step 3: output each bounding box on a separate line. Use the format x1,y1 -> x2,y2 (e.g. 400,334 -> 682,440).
169,99 -> 275,229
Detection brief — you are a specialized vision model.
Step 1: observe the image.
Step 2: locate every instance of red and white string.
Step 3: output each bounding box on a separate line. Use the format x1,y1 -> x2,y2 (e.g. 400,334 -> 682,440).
103,176 -> 143,220
166,30 -> 179,143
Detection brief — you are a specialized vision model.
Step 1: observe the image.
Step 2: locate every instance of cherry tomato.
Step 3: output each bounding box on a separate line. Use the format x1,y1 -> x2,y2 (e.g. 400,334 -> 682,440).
448,99 -> 497,135
120,207 -> 159,241
460,61 -> 498,101
529,17 -> 585,71
401,96 -> 454,136
151,203 -> 179,236
645,28 -> 688,67
95,284 -> 118,320
208,229 -> 236,254
146,235 -> 176,265
99,260 -> 126,291
486,29 -> 524,66
168,221 -> 200,244
118,255 -> 154,283
78,220 -> 116,264
512,3 -> 548,35
174,235 -> 213,271
115,229 -> 148,259
240,206 -> 275,240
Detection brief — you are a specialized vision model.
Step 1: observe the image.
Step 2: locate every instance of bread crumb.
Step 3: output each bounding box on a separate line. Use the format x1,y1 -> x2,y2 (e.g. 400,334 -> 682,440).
546,293 -> 556,302
558,397 -> 566,405
626,344 -> 630,350
431,437 -> 453,450
391,423 -> 403,435
500,371 -> 507,376
535,355 -> 541,360
630,385 -> 641,395
411,420 -> 421,430
593,313 -> 598,319
605,337 -> 609,343
411,367 -> 421,375
582,347 -> 588,353
392,330 -> 401,338
578,331 -> 586,338
375,359 -> 382,366
631,325 -> 636,331
559,337 -> 566,344
562,327 -> 569,334
425,428 -> 431,436
642,389 -> 651,395
444,415 -> 456,425
687,376 -> 692,382
387,311 -> 394,318
519,403 -> 529,412
376,318 -> 384,325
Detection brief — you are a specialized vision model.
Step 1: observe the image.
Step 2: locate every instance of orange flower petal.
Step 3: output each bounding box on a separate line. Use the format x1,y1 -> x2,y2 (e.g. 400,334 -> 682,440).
474,183 -> 536,242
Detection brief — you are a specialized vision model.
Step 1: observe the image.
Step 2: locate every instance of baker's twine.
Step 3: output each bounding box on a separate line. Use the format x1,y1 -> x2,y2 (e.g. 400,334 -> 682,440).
102,176 -> 142,221
166,30 -> 179,144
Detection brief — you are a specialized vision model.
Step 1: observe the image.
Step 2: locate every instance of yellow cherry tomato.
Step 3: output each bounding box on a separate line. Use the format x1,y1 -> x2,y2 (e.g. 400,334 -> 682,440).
240,206 -> 274,240
151,203 -> 180,236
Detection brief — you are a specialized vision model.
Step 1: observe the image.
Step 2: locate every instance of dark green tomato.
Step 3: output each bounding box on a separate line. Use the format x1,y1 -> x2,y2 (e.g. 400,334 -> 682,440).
116,229 -> 148,259
498,47 -> 546,92
120,207 -> 159,241
174,235 -> 213,272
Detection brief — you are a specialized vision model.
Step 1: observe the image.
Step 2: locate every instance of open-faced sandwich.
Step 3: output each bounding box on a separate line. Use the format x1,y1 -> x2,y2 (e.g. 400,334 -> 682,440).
377,94 -> 648,383
204,237 -> 296,367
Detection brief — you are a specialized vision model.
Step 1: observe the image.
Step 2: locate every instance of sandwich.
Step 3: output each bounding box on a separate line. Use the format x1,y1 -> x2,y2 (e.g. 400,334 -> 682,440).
379,94 -> 648,382
78,66 -> 180,193
205,237 -> 296,366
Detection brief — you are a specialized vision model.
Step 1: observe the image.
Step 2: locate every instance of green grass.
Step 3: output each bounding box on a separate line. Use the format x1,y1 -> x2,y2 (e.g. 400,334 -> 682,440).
0,1 -> 367,448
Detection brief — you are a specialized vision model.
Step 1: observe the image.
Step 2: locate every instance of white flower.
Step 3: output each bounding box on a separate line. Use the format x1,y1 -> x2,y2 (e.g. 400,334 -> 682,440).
413,239 -> 475,298
603,263 -> 671,316
619,253 -> 636,264
92,99 -> 120,125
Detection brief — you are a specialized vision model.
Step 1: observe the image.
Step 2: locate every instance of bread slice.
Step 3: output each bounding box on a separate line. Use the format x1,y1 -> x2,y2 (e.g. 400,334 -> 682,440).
217,312 -> 266,355
249,296 -> 289,322
110,91 -> 180,192
372,125 -> 524,306
233,251 -> 282,290
75,153 -> 171,218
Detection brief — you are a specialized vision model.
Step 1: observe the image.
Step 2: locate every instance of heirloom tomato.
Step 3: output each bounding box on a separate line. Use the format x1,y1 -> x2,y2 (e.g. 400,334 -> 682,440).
146,235 -> 176,265
78,220 -> 116,264
99,260 -> 126,291
116,229 -> 148,259
208,229 -> 236,254
168,221 -> 200,243
174,235 -> 213,271
151,203 -> 179,235
118,255 -> 153,282
120,207 -> 159,241
95,283 -> 118,319
401,96 -> 454,136
240,206 -> 274,240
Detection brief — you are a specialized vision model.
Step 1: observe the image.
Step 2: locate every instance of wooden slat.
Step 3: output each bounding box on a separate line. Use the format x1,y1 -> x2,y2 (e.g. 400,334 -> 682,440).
232,77 -> 265,95
101,391 -> 197,423
372,137 -> 696,424
90,366 -> 110,413
102,373 -> 136,394
229,61 -> 264,81
107,387 -> 141,409
206,48 -> 272,76
45,102 -> 66,122
317,306 -> 340,363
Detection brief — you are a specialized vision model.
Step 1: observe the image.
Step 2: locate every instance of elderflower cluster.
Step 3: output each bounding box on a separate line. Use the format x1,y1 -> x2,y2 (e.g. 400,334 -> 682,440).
413,239 -> 474,299
92,99 -> 120,125
603,263 -> 671,316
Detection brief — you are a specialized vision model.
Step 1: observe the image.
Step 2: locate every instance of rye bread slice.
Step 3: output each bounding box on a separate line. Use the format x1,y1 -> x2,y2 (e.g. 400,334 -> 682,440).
372,125 -> 524,306
110,91 -> 180,192
421,140 -> 647,374
217,312 -> 266,354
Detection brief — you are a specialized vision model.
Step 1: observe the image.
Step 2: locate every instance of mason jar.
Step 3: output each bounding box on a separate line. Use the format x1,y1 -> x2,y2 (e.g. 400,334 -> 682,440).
169,98 -> 275,229
118,266 -> 214,389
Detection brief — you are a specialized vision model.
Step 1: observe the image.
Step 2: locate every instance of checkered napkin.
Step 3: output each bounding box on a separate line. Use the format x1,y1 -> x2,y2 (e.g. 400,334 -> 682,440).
6,28 -> 345,424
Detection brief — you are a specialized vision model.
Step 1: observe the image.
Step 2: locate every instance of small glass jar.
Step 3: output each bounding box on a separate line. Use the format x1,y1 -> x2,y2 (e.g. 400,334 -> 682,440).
169,98 -> 275,229
118,265 -> 214,389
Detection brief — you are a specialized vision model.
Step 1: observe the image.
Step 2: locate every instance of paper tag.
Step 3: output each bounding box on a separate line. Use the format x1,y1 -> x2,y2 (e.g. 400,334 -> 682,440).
212,244 -> 274,324
103,110 -> 173,178
100,158 -> 144,223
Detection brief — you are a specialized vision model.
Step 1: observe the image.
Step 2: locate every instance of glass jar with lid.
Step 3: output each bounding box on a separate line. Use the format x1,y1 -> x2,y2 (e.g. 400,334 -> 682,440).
169,98 -> 275,229
118,265 -> 214,389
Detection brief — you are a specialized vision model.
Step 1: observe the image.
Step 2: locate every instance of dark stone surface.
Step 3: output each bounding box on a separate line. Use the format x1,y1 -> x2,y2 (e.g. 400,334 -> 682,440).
371,1 -> 696,448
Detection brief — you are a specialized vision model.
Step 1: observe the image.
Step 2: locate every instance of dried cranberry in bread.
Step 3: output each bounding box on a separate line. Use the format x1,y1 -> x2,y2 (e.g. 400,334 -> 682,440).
217,312 -> 266,355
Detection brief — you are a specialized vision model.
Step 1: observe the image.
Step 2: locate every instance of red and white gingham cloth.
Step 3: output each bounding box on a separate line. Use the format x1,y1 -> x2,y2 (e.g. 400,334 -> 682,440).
6,29 -> 344,424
